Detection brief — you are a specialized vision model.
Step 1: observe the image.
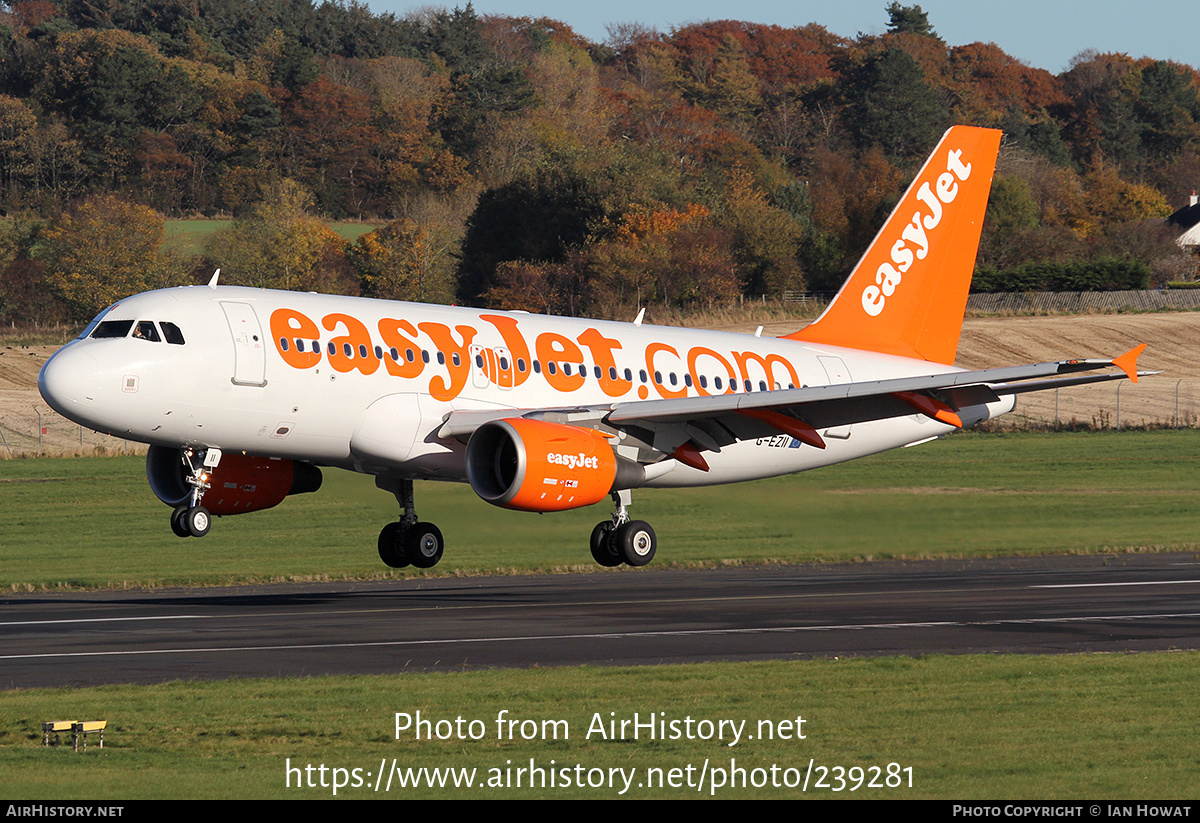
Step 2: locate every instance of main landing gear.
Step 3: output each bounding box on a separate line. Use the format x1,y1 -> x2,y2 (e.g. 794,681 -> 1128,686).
589,490 -> 657,568
170,447 -> 215,539
377,478 -> 444,569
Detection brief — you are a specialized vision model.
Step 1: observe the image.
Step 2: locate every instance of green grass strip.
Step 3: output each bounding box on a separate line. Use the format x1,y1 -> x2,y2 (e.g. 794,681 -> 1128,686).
1,654 -> 1196,799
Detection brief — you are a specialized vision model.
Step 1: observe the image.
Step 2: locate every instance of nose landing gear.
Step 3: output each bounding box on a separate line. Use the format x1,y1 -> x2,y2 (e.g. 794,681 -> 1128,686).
169,447 -> 217,539
172,504 -> 211,538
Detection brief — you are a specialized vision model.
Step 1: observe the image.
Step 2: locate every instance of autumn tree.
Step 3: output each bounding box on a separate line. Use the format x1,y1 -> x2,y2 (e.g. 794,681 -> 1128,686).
482,257 -> 585,315
0,214 -> 71,326
33,29 -> 202,179
350,217 -> 456,304
279,76 -> 382,216
205,179 -> 353,293
1058,51 -> 1142,171
456,168 -> 607,306
38,195 -> 180,320
0,95 -> 39,206
1080,161 -> 1172,233
717,167 -> 804,296
583,203 -> 717,313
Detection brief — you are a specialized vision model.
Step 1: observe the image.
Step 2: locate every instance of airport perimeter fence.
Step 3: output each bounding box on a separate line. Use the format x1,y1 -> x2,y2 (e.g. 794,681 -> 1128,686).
785,289 -> 1200,313
0,406 -> 145,458
965,289 -> 1200,313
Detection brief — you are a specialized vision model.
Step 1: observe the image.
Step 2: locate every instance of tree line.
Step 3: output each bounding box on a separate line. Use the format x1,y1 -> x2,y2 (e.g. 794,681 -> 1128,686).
1,1 -> 1197,326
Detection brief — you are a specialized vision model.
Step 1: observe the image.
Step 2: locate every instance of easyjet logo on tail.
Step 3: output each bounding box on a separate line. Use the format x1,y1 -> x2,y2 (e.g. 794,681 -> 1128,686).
861,148 -> 973,317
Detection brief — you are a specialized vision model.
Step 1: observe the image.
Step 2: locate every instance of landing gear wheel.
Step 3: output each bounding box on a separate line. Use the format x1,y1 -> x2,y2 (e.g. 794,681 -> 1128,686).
377,522 -> 411,569
185,506 -> 211,538
171,505 -> 192,538
616,520 -> 656,567
405,522 -> 444,569
590,521 -> 621,567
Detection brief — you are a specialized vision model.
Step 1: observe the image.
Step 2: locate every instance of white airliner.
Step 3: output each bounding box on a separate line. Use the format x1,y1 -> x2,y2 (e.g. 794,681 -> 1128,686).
38,126 -> 1147,570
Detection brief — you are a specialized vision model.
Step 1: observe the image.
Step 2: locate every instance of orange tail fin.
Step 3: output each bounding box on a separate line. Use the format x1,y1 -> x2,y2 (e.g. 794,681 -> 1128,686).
787,126 -> 1001,365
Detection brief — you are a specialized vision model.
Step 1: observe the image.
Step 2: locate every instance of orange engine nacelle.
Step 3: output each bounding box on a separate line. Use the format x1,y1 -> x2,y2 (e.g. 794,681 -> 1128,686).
147,445 -> 322,516
465,419 -> 618,512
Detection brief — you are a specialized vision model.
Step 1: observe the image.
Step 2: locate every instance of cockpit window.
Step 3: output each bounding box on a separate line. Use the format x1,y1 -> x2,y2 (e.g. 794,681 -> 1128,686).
78,305 -> 119,339
133,320 -> 161,342
160,322 -> 185,345
91,320 -> 134,339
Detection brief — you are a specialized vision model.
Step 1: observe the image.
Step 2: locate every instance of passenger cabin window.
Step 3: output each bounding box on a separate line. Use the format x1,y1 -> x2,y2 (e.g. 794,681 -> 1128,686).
91,320 -> 134,339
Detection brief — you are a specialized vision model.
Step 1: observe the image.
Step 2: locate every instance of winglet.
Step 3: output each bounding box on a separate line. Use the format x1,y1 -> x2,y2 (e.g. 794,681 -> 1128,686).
1112,344 -> 1146,384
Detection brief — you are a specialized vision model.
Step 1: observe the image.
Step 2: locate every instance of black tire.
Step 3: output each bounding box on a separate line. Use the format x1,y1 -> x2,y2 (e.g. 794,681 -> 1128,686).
186,506 -> 211,538
589,521 -> 621,567
406,522 -> 444,569
616,520 -> 656,567
377,522 -> 410,568
171,505 -> 191,538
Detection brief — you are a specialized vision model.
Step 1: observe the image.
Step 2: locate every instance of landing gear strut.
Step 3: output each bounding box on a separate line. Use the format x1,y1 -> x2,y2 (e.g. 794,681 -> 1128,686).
590,490 -> 657,567
377,478 -> 444,569
170,447 -> 216,539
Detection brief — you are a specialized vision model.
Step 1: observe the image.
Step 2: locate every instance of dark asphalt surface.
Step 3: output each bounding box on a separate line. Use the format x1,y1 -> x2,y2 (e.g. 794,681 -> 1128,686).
4,552 -> 1200,689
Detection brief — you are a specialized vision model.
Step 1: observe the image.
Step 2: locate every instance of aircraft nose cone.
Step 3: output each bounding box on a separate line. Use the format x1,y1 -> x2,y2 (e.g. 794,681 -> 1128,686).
39,344 -> 101,420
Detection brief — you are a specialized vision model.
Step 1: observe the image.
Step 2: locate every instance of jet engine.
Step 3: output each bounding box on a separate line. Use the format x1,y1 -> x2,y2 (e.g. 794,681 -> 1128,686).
146,445 -> 322,516
466,419 -> 639,512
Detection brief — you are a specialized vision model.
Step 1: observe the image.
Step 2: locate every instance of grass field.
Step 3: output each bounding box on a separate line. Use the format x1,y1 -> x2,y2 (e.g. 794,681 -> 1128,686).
3,430 -> 1199,799
2,654 -> 1196,799
3,430 -> 1199,589
162,219 -> 376,257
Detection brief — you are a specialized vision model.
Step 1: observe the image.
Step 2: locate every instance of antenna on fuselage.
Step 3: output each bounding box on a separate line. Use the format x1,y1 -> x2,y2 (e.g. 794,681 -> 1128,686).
208,269 -> 220,289
633,307 -> 645,326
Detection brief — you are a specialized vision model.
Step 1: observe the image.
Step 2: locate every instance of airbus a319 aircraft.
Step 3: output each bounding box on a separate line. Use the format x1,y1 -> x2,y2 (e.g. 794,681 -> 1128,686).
39,126 -> 1148,570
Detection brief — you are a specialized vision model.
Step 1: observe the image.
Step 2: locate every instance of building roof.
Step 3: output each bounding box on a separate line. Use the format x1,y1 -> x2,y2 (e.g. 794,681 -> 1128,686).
1168,202 -> 1200,232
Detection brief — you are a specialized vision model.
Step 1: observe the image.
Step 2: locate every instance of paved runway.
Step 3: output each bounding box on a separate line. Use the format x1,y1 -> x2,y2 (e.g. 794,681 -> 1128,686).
4,552 -> 1200,689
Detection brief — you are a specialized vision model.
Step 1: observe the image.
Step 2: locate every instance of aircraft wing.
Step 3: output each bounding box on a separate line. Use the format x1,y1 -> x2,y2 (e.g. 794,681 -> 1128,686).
438,346 -> 1150,469
606,349 -> 1147,424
